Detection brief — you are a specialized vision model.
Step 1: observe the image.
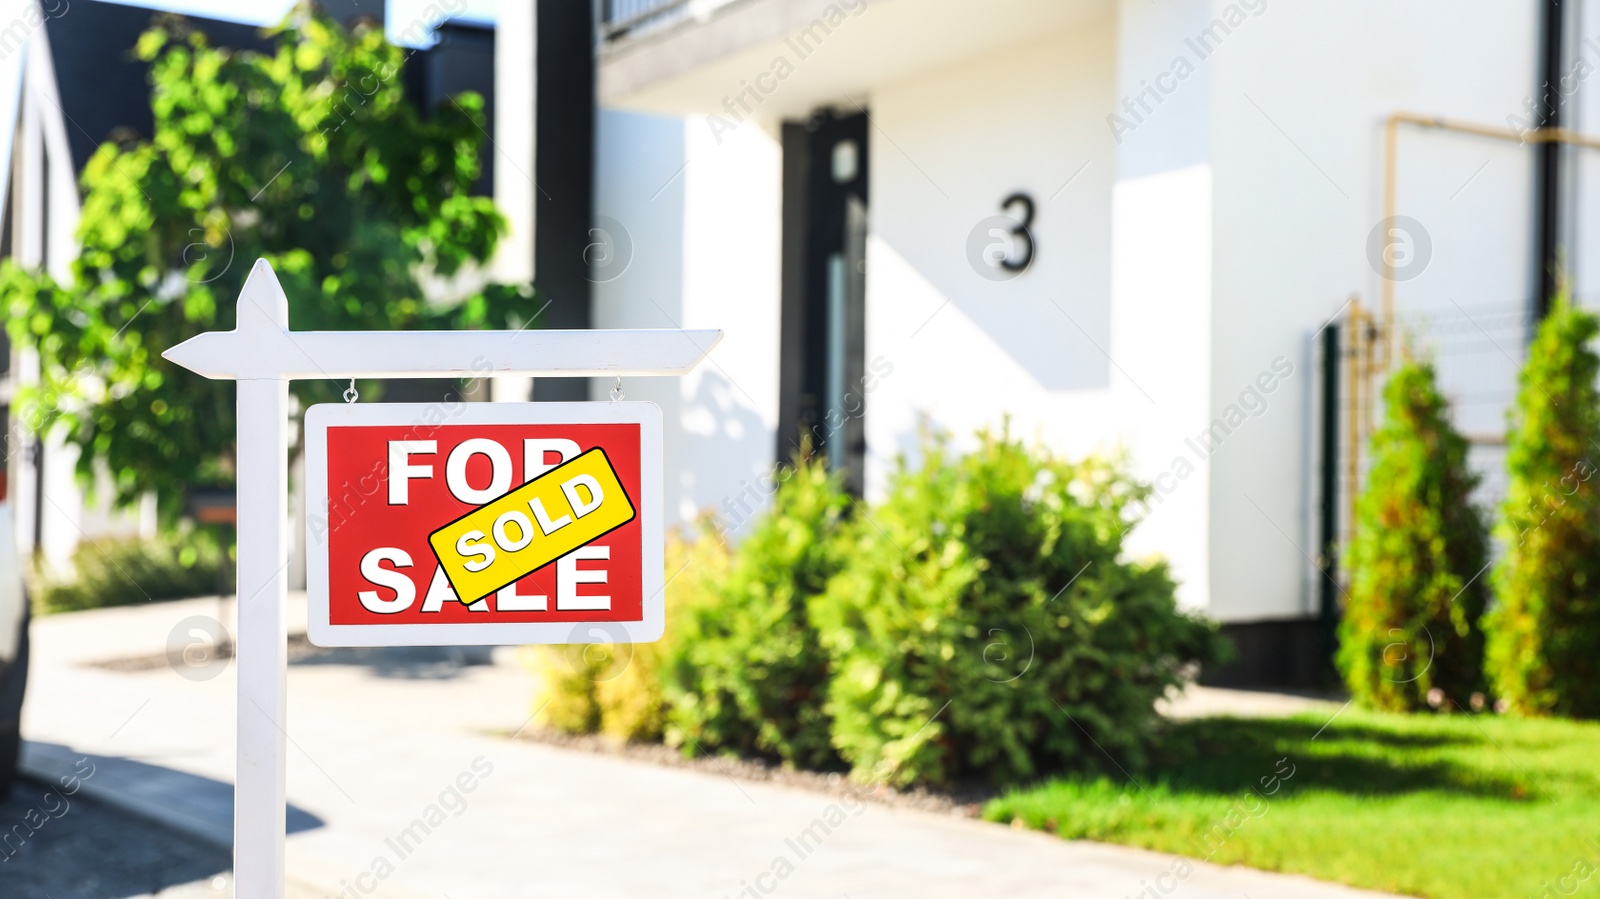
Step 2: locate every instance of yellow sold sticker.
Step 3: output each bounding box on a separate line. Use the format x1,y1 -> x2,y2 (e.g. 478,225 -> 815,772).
428,447 -> 636,604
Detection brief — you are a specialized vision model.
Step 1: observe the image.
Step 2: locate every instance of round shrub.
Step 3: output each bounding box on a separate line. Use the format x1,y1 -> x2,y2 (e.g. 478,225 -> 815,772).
525,644 -> 604,735
663,456 -> 848,768
527,525 -> 724,741
810,429 -> 1224,788
1339,357 -> 1488,711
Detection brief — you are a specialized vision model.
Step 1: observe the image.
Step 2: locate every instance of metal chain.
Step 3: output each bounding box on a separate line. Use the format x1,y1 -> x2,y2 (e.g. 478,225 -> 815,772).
344,378 -> 359,403
610,376 -> 624,402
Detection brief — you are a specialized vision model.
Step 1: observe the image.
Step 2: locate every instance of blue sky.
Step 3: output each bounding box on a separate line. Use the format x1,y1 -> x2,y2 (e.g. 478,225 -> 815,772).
96,0 -> 498,46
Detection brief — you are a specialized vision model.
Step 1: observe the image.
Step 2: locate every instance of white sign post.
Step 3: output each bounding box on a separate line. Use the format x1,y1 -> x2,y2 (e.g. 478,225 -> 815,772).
162,259 -> 719,899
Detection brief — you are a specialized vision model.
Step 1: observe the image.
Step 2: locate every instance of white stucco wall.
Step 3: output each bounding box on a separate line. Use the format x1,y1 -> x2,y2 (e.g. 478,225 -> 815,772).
1199,0 -> 1543,622
863,5 -> 1225,613
863,12 -> 1120,473
1105,0 -> 1219,614
592,109 -> 784,532
596,0 -> 1577,627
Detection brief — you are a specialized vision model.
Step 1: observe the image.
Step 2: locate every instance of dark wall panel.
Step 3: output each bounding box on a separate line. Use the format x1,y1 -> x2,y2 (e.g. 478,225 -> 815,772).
531,0 -> 595,403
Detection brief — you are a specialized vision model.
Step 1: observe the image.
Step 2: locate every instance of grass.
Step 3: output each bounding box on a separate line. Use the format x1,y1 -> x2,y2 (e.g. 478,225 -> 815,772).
984,707 -> 1600,899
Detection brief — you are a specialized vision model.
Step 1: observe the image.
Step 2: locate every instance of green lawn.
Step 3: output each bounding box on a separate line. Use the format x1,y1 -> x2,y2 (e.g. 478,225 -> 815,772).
985,708 -> 1600,899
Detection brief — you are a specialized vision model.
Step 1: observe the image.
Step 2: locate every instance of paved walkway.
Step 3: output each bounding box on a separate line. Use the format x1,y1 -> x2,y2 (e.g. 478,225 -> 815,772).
1159,682 -> 1343,719
22,597 -> 1398,899
0,779 -> 234,898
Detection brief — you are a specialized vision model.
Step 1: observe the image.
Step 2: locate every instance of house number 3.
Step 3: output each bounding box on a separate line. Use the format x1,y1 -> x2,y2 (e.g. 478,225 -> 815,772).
998,192 -> 1034,272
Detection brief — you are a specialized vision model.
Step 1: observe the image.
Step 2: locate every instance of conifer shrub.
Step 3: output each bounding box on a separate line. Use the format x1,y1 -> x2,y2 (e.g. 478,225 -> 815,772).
1488,297 -> 1600,718
810,429 -> 1224,788
663,456 -> 848,768
1338,357 -> 1489,711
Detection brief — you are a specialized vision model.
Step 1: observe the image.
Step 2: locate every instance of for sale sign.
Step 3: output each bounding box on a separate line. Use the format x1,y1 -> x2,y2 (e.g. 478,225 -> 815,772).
304,402 -> 663,646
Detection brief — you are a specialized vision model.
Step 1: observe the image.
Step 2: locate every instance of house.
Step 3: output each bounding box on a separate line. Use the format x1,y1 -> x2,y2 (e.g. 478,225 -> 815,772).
570,0 -> 1598,685
9,0 -> 1591,688
0,0 -> 522,575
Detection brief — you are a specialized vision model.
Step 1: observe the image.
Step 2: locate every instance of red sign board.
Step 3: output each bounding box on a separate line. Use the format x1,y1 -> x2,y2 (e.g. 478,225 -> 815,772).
304,402 -> 663,646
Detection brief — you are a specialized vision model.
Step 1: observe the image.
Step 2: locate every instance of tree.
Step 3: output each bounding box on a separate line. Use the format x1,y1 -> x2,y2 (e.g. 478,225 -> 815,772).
1,7 -> 533,523
1339,357 -> 1488,712
1488,295 -> 1600,718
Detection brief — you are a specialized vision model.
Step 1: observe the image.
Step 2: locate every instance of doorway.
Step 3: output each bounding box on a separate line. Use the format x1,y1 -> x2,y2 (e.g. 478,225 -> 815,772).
778,109 -> 868,494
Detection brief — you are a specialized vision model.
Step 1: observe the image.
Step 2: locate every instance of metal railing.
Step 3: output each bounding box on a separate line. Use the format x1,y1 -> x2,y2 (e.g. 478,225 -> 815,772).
599,0 -> 694,41
1325,296 -> 1543,562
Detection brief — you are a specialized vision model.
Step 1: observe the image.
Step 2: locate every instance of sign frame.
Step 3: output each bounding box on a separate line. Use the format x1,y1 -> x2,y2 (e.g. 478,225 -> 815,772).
304,400 -> 665,647
161,259 -> 719,899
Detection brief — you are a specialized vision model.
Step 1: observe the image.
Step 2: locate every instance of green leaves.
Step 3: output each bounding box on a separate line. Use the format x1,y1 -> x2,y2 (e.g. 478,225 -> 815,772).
3,5 -> 536,521
664,453 -> 850,770
810,431 -> 1221,788
1339,357 -> 1489,711
572,432 -> 1221,788
1488,295 -> 1600,718
1342,300 -> 1600,720
813,431 -> 1218,787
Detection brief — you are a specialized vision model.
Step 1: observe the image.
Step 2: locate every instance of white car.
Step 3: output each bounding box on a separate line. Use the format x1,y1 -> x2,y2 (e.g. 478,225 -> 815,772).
0,500 -> 28,795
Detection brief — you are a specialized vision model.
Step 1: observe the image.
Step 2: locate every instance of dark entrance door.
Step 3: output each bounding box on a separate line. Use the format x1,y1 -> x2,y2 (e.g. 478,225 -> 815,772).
778,110 -> 868,494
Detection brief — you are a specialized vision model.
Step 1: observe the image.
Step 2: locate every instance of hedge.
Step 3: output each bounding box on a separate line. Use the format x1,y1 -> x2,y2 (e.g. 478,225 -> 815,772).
530,429 -> 1224,789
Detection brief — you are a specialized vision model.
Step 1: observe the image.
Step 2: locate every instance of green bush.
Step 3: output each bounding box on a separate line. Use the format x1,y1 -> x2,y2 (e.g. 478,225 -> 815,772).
595,639 -> 670,743
1338,358 -> 1488,711
528,523 -> 726,741
525,639 -> 670,741
525,643 -> 604,735
1488,296 -> 1600,718
663,456 -> 848,768
31,529 -> 232,615
811,429 -> 1224,788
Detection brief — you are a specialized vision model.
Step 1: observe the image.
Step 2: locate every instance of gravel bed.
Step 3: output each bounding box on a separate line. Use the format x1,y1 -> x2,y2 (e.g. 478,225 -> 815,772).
515,727 -> 994,818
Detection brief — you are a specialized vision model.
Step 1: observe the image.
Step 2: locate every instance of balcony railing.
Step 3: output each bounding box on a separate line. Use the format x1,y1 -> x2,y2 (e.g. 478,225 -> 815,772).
599,0 -> 693,42
598,0 -> 744,43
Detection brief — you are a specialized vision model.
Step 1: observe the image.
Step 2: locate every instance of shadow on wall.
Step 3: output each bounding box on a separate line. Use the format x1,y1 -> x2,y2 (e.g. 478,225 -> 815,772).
868,230 -> 1121,479
592,109 -> 777,532
674,367 -> 773,532
862,19 -> 1120,398
874,236 -> 1113,394
870,231 -> 1117,478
